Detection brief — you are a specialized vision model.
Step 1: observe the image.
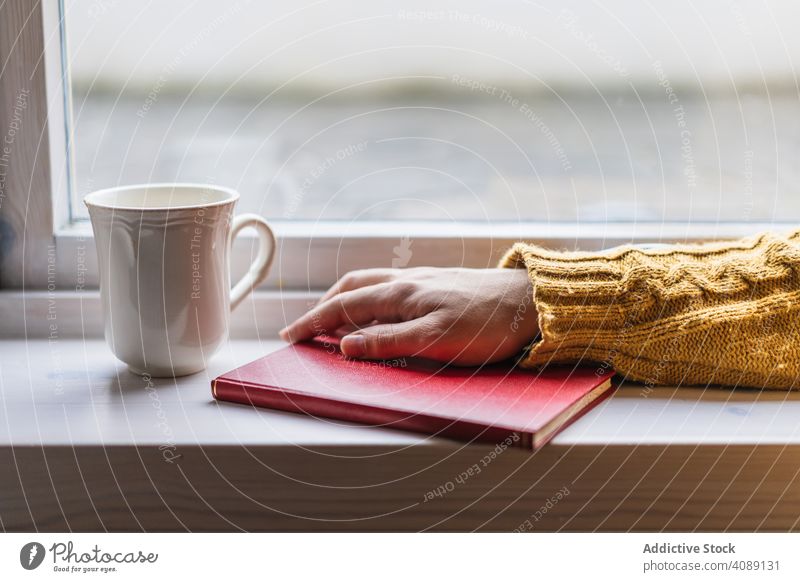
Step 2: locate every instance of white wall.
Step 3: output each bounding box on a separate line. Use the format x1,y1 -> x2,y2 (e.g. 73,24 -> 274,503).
65,0 -> 800,94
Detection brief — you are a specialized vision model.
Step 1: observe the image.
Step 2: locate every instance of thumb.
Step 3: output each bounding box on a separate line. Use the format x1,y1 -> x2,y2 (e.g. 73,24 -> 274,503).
340,319 -> 434,360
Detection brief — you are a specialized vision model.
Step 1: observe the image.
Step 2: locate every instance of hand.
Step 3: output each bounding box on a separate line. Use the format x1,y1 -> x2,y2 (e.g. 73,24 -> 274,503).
279,267 -> 538,365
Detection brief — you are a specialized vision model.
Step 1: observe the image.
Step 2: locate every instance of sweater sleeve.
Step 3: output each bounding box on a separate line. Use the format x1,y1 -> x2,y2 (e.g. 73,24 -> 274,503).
499,230 -> 800,389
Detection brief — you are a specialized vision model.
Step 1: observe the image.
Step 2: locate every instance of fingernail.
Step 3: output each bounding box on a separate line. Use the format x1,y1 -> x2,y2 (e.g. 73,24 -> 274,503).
279,328 -> 290,342
340,334 -> 366,357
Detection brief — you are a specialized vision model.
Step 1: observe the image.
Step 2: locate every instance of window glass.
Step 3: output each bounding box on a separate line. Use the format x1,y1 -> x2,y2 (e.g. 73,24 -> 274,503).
66,0 -> 800,223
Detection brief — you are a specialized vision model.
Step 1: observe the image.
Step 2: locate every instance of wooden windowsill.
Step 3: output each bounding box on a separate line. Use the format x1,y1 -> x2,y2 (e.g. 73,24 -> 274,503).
2,338 -> 800,532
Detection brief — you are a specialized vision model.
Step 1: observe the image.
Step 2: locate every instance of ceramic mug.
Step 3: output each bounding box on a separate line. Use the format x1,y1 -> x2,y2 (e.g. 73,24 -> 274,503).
85,183 -> 276,377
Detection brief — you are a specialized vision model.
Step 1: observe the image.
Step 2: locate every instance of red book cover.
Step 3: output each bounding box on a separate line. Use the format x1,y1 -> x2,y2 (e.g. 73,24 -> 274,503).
212,338 -> 615,449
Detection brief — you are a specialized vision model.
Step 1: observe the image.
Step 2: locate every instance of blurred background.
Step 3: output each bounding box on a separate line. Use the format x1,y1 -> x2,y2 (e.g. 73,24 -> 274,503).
65,0 -> 800,224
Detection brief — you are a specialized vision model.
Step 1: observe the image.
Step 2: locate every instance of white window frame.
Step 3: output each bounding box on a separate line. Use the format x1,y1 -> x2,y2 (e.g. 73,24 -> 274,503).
0,0 -> 786,306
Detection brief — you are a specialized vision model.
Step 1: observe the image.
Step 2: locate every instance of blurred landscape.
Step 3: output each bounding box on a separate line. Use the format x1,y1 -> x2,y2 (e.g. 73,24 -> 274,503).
66,0 -> 800,223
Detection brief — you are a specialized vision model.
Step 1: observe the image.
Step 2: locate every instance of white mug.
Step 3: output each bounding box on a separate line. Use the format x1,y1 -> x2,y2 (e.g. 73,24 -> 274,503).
85,183 -> 276,377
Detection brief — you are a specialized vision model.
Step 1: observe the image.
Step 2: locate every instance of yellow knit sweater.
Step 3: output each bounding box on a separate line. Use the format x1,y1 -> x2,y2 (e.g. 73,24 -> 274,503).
500,229 -> 800,390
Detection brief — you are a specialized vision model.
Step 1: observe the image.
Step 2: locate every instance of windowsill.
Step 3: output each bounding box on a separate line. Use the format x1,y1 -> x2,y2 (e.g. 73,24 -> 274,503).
3,337 -> 800,531
4,337 -> 800,448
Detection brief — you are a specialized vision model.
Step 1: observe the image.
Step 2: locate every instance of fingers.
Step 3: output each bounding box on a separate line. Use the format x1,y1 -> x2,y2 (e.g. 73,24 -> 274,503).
280,283 -> 404,343
331,320 -> 380,338
340,317 -> 438,360
317,269 -> 398,305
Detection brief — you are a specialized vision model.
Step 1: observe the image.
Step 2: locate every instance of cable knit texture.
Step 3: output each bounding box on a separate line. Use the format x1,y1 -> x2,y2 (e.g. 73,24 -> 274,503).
500,229 -> 800,389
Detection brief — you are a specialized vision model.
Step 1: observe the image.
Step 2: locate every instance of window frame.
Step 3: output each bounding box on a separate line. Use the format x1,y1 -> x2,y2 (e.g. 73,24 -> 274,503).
0,1 -> 790,295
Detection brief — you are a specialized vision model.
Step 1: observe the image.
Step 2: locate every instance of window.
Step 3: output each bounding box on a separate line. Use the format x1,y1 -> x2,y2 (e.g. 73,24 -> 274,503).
2,0 -> 798,294
65,0 -> 800,226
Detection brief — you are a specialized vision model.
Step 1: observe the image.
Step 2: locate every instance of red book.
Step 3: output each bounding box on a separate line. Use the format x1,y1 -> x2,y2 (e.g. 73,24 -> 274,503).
212,339 -> 615,450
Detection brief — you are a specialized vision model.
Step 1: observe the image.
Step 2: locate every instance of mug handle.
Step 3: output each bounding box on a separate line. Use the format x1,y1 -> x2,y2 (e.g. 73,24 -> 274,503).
229,213 -> 277,311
